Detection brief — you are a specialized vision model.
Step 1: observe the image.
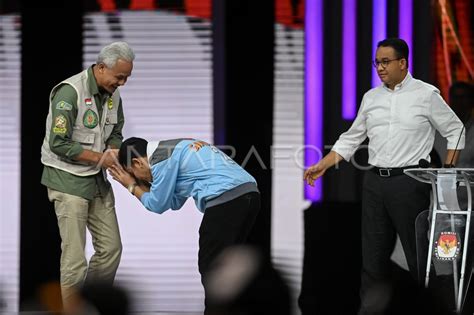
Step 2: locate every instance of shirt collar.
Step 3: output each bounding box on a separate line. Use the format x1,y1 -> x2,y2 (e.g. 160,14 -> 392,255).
147,141 -> 160,163
383,71 -> 412,92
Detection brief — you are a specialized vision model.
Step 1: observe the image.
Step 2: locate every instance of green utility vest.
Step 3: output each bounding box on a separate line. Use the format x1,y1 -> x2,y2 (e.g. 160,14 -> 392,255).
41,69 -> 120,176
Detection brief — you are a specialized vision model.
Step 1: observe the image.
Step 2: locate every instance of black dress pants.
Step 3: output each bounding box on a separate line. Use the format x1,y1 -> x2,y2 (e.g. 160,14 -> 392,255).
198,191 -> 261,312
359,171 -> 430,315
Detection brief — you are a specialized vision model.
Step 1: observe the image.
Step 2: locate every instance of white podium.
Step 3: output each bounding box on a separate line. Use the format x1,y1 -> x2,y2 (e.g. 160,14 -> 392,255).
404,168 -> 474,314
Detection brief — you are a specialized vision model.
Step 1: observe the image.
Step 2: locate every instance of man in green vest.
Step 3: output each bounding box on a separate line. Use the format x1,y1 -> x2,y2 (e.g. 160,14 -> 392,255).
40,41 -> 134,307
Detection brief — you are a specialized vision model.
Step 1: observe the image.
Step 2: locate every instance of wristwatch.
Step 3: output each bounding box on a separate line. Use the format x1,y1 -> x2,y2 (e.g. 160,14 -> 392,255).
127,182 -> 138,195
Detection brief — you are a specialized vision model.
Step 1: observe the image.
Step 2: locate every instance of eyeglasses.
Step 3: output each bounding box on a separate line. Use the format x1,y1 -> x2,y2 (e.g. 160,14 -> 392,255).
372,58 -> 401,68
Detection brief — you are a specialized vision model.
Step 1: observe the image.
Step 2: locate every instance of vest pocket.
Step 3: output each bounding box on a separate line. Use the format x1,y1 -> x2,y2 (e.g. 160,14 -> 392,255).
106,112 -> 118,125
104,112 -> 117,139
71,130 -> 95,149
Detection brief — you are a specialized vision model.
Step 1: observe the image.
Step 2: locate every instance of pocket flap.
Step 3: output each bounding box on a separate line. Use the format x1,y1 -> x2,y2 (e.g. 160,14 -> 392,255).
72,131 -> 95,144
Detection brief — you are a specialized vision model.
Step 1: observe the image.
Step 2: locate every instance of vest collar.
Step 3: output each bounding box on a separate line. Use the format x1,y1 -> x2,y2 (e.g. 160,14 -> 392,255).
88,65 -> 110,98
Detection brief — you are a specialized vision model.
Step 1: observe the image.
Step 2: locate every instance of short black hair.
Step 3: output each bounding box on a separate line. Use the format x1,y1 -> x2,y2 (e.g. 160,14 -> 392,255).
377,38 -> 409,68
118,137 -> 148,167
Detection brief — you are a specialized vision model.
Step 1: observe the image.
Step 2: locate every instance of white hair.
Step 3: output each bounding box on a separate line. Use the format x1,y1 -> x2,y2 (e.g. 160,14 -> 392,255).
97,41 -> 135,68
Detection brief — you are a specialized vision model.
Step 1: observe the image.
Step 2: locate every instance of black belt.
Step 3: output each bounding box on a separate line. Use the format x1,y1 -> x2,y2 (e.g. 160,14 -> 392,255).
369,165 -> 418,177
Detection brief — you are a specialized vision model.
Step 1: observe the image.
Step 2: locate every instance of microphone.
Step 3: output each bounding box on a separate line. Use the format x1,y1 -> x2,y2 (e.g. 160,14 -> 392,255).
418,159 -> 430,168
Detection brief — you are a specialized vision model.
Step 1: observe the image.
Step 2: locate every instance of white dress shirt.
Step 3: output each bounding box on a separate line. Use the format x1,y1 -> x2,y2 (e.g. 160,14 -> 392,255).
332,72 -> 465,168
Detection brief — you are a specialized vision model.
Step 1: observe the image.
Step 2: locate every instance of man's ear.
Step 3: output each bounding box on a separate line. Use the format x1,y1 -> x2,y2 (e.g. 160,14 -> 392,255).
400,58 -> 407,70
133,157 -> 149,169
131,157 -> 141,168
97,63 -> 106,73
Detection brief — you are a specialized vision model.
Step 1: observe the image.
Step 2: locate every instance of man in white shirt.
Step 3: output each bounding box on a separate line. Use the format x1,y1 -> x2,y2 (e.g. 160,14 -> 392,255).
304,38 -> 465,315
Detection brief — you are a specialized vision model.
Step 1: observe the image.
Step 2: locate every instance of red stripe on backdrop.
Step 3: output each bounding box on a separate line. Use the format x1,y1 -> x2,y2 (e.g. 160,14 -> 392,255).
433,0 -> 474,100
453,0 -> 473,82
94,0 -> 306,27
130,0 -> 156,10
97,0 -> 116,11
275,0 -> 304,28
185,0 -> 211,19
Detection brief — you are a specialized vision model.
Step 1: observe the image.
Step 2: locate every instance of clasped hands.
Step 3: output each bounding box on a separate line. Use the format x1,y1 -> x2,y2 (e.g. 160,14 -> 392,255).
98,149 -> 137,188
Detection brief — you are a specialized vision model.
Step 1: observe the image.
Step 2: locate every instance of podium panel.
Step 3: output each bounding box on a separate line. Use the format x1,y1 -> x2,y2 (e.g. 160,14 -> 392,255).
416,210 -> 474,311
407,168 -> 474,314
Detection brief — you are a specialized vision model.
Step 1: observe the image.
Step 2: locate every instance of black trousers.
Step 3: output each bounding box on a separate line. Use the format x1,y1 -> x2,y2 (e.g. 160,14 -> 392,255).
359,171 -> 430,315
198,192 -> 261,310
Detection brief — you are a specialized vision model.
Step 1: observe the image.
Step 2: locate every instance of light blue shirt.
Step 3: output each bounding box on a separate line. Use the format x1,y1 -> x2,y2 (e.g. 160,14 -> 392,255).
140,139 -> 257,213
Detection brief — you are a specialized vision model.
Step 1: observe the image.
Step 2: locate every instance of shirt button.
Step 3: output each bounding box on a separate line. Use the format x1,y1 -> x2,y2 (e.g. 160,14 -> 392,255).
106,118 -> 110,124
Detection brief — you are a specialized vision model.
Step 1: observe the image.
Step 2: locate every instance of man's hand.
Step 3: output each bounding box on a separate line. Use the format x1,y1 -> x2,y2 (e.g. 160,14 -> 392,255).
108,164 -> 136,188
98,149 -> 120,169
303,151 -> 344,186
304,161 -> 327,186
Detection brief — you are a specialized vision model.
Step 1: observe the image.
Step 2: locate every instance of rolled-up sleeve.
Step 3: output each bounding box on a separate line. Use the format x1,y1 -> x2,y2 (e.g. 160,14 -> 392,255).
429,92 -> 465,150
48,84 -> 84,159
331,96 -> 368,161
